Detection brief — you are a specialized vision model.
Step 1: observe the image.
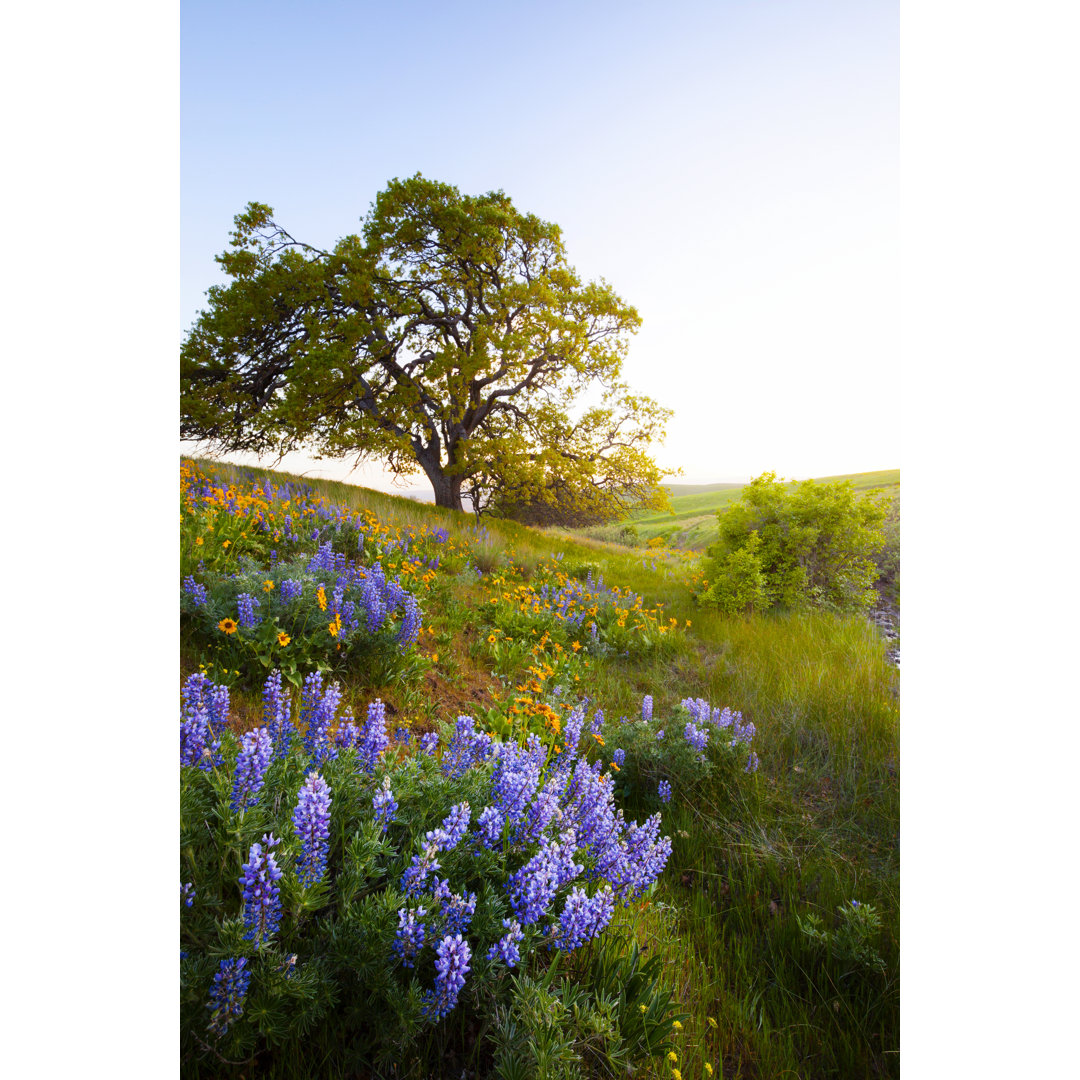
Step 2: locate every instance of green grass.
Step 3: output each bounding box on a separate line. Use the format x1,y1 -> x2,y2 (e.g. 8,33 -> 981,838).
183,457 -> 899,1078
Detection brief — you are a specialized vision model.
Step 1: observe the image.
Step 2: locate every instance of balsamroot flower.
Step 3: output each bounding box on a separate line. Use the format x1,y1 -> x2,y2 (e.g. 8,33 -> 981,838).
207,957 -> 251,1035
230,727 -> 272,811
240,835 -> 283,948
421,934 -> 472,1022
293,772 -> 332,886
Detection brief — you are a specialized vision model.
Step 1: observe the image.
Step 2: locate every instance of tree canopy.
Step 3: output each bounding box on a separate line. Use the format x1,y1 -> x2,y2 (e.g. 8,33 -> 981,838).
181,175 -> 672,518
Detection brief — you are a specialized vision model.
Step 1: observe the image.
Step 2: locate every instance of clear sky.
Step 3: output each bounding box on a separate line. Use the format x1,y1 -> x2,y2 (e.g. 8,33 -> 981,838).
181,0 -> 898,491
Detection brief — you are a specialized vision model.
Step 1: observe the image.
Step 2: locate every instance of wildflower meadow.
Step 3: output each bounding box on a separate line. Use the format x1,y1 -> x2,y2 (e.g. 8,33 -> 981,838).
179,459 -> 899,1078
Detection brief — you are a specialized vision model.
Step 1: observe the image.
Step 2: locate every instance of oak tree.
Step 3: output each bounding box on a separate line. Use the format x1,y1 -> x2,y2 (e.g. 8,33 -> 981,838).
181,175 -> 672,517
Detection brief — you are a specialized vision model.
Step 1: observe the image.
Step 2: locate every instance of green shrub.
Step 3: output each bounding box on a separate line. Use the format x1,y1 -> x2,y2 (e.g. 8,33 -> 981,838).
700,472 -> 887,614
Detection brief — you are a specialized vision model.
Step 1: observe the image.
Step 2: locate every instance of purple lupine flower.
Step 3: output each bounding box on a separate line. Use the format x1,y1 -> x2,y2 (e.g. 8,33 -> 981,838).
293,773 -> 332,886
334,715 -> 360,750
182,575 -> 208,606
262,670 -> 293,758
180,704 -> 221,770
181,882 -> 195,907
490,743 -> 541,826
658,780 -> 672,803
207,957 -> 251,1035
487,918 -> 525,968
713,706 -> 735,729
393,726 -> 412,746
436,885 -> 477,935
684,721 -> 709,753
557,703 -> 587,768
656,728 -> 665,741
307,541 -> 336,574
280,578 -> 303,603
441,716 -> 487,779
401,846 -> 442,897
397,592 -> 422,649
745,750 -> 760,773
611,748 -> 626,769
372,777 -> 398,832
239,835 -> 283,948
392,907 -> 427,968
507,830 -> 584,926
356,699 -> 389,774
641,695 -> 653,723
618,814 -> 673,902
522,783 -> 562,842
303,681 -> 342,765
420,731 -> 439,756
236,592 -> 260,629
181,673 -> 228,768
425,802 -> 471,852
421,934 -> 472,1022
476,805 -> 505,849
551,885 -> 616,951
231,727 -> 273,811
588,708 -> 605,738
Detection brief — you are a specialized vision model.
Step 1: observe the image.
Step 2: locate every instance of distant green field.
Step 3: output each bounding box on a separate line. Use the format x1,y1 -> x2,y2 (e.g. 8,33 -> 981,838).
622,469 -> 900,550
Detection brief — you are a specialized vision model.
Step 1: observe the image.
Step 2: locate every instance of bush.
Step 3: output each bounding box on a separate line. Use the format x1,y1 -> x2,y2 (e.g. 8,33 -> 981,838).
700,473 -> 887,615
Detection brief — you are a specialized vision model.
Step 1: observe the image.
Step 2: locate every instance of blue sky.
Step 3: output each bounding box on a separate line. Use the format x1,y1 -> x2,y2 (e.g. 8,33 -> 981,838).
181,0 -> 898,489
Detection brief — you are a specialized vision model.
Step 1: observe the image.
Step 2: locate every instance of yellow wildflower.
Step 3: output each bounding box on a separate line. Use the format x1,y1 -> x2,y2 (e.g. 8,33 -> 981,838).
672,1071 -> 682,1080
263,580 -> 274,591
218,617 -> 237,634
277,632 -> 291,646
705,1065 -> 713,1077
222,540 -> 231,549
194,536 -> 203,546
672,1020 -> 683,1031
707,1017 -> 718,1029
667,1052 -> 678,1063
638,1004 -> 646,1014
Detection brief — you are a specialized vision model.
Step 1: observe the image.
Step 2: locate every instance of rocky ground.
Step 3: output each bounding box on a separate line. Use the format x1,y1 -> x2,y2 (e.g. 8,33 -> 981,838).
869,596 -> 900,668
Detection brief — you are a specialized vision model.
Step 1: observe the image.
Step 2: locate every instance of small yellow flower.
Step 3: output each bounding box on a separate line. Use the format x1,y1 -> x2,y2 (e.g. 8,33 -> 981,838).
263,580 -> 274,591
639,1004 -> 647,1014
222,539 -> 231,549
667,1052 -> 678,1063
672,1020 -> 683,1031
488,634 -> 497,644
707,1017 -> 717,1029
194,536 -> 203,546
610,761 -> 620,772
328,621 -> 338,637
218,617 -> 237,635
705,1065 -> 714,1077
277,632 -> 291,646
672,1071 -> 682,1080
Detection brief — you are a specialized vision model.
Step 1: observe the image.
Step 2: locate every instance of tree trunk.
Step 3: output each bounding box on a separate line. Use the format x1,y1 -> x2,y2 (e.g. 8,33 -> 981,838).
416,444 -> 464,511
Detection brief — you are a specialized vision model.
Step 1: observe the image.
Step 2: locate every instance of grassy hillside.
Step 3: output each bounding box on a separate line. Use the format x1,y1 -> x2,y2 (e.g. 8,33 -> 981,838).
180,457 -> 899,1079
616,469 -> 900,550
